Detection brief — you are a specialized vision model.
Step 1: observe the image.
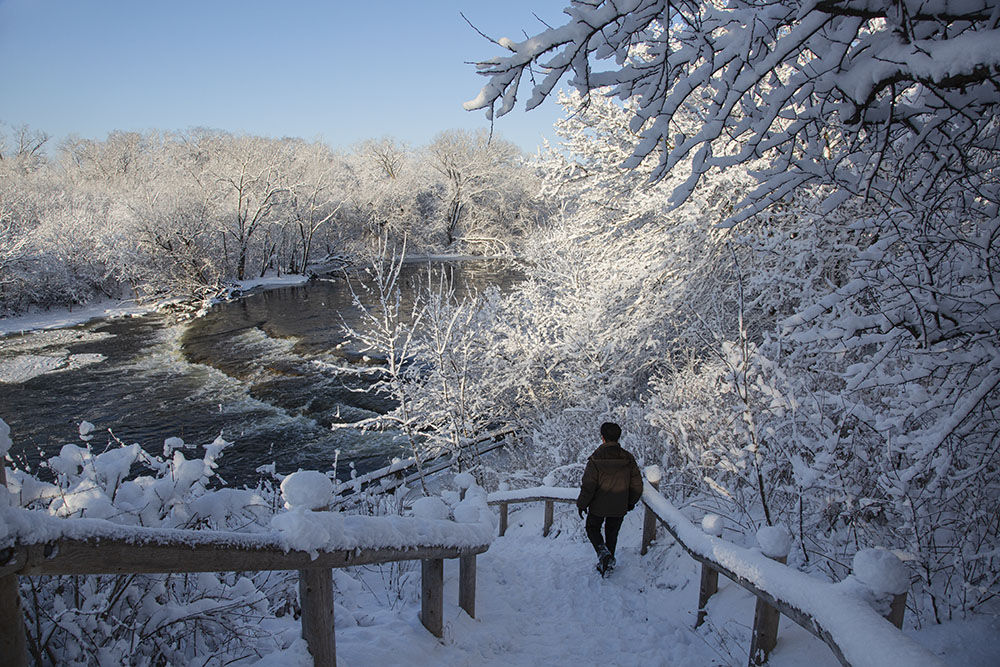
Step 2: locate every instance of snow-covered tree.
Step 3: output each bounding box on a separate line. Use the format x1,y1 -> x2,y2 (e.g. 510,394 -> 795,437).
467,0 -> 999,217
467,1 -> 999,618
425,129 -> 536,248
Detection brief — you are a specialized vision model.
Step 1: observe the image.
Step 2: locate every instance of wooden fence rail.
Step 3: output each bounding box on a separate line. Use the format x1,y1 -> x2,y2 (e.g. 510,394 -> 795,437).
485,480 -> 944,667
0,523 -> 488,667
487,487 -> 579,537
332,427 -> 515,508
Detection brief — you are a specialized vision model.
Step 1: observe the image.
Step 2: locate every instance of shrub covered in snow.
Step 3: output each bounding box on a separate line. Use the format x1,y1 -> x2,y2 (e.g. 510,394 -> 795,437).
701,514 -> 724,538
757,525 -> 792,560
2,424 -> 300,664
853,548 -> 909,597
280,469 -> 335,510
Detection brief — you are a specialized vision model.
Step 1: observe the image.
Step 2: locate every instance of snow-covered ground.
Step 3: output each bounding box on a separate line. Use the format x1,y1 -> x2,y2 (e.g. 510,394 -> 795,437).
0,274 -> 311,339
254,504 -> 999,667
0,299 -> 151,337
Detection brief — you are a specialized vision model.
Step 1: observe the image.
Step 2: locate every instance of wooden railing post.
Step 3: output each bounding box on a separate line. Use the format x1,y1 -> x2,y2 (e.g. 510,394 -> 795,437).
696,513 -> 723,628
852,548 -> 909,630
459,553 -> 476,618
421,558 -> 444,638
0,463 -> 28,667
542,500 -> 554,537
696,563 -> 719,628
641,466 -> 661,555
499,502 -> 508,537
749,526 -> 791,666
298,568 -> 336,667
887,592 -> 907,629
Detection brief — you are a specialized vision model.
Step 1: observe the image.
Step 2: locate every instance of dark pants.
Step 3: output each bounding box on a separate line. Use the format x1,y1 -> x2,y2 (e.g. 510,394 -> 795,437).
586,513 -> 624,557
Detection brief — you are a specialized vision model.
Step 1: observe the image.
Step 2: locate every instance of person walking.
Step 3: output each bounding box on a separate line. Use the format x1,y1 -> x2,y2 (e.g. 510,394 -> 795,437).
576,422 -> 643,576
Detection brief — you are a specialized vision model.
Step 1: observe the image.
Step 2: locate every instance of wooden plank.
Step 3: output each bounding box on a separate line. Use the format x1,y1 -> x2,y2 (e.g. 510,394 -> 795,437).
0,574 -> 28,667
499,503 -> 508,537
487,495 -> 577,506
334,427 -> 515,507
299,568 -> 336,667
0,463 -> 27,667
749,593 -> 782,665
748,554 -> 786,666
421,558 -> 444,638
14,540 -> 488,576
0,547 -> 24,578
459,554 -> 476,619
641,477 -> 660,555
642,499 -> 852,666
696,562 -> 719,628
887,592 -> 907,629
543,500 -> 554,537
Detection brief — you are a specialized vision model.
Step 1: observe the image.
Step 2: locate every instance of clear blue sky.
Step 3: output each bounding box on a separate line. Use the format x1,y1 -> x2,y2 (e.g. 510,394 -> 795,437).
0,0 -> 568,154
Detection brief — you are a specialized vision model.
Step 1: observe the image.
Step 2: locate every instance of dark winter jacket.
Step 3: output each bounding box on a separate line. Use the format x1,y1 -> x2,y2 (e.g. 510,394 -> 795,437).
576,441 -> 643,518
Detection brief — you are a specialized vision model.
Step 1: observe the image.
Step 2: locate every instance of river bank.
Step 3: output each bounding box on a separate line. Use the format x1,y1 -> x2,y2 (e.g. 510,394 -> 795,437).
0,253 -> 503,339
0,257 -> 519,485
0,273 -> 313,339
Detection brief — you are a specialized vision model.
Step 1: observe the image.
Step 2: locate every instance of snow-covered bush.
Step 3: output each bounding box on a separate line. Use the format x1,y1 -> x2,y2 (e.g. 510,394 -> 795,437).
3,425 -> 294,665
461,0 -> 999,622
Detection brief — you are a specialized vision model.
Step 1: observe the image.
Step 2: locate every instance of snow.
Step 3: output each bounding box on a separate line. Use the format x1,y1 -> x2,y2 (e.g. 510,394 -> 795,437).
0,299 -> 149,337
644,464 -> 662,484
1,502 -> 494,557
640,483 -> 945,667
231,273 -> 310,293
0,417 -> 11,458
162,436 -> 187,456
78,421 -> 95,442
280,470 -> 335,510
248,499 -> 994,666
2,455 -> 991,666
411,495 -> 451,521
487,485 -> 580,503
453,472 -> 475,490
453,499 -> 485,524
853,548 -> 909,596
0,351 -> 106,383
270,510 -> 345,558
757,524 -> 792,559
701,513 -> 725,537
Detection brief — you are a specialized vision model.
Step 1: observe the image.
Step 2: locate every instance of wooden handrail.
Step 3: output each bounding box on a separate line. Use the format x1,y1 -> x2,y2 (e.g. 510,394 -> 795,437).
6,537 -> 486,576
1,426 -> 515,666
485,482 -> 944,667
333,426 -> 516,508
487,486 -> 578,537
1,511 -> 490,667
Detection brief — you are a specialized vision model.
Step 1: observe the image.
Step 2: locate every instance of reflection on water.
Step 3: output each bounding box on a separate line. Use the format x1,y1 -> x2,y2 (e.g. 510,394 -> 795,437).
0,260 -> 519,485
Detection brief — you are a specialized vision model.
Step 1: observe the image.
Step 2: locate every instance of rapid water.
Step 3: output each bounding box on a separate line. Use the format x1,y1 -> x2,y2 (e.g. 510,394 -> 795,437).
0,260 -> 519,485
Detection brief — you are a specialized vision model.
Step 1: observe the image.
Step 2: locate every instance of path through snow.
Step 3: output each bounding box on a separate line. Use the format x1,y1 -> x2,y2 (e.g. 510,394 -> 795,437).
254,503 -> 994,667
308,506 -> 838,667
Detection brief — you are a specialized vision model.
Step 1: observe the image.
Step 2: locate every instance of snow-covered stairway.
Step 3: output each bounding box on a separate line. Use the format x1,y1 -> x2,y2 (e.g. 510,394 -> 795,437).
327,504 -> 848,667
324,491 -> 963,667
328,506 -> 727,666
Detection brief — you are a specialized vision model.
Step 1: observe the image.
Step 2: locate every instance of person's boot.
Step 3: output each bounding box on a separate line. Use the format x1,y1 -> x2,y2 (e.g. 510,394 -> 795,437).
597,545 -> 613,576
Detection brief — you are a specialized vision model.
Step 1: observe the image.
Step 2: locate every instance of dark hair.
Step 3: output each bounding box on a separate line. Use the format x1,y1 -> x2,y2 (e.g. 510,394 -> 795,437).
600,422 -> 622,442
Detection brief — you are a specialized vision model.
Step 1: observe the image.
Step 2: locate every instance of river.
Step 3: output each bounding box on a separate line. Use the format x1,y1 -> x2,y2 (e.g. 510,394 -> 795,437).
0,259 -> 519,486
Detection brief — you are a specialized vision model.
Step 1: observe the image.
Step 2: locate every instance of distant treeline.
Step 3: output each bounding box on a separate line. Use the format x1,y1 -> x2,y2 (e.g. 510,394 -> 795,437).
0,124 -> 548,314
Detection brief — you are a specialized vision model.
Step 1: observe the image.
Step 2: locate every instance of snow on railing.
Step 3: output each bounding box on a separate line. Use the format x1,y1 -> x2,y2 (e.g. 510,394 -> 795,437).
0,470 -> 495,667
487,485 -> 579,537
332,426 -> 516,508
484,477 -> 944,667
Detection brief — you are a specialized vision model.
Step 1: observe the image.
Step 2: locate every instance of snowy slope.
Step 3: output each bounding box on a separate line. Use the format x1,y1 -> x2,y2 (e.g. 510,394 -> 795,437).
251,503 -> 997,667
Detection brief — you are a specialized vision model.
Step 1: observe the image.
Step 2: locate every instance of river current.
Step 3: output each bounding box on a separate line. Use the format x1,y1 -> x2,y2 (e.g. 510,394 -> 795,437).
0,260 -> 518,485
